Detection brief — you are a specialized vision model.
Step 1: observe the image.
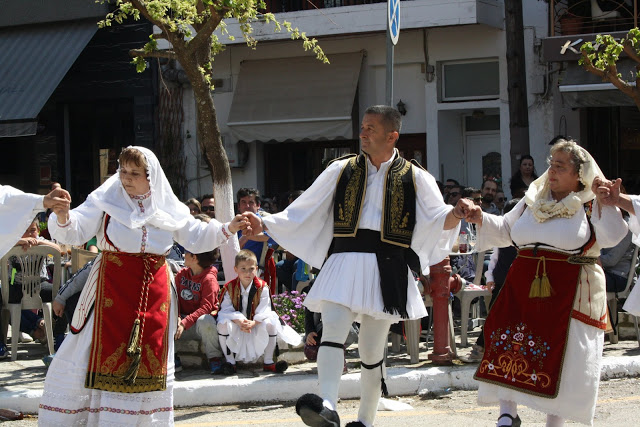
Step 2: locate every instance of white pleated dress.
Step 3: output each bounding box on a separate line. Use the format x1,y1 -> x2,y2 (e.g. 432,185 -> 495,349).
262,153 -> 458,322
476,198 -> 628,425
0,185 -> 44,258
38,196 -> 233,426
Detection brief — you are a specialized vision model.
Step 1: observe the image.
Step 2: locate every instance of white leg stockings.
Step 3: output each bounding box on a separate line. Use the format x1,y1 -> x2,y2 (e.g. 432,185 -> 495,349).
216,322 -> 235,364
497,400 -> 518,426
263,322 -> 278,364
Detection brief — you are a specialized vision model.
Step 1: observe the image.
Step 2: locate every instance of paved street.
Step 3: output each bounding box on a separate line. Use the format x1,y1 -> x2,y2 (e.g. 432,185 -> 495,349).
3,377 -> 640,426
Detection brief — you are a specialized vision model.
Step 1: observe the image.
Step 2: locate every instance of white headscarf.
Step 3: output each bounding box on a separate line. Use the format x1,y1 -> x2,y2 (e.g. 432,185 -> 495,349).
524,143 -> 603,223
87,146 -> 191,231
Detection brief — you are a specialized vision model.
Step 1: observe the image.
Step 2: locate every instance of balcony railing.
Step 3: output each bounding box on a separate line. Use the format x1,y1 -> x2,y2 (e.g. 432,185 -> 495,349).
261,0 -> 396,14
550,0 -> 639,36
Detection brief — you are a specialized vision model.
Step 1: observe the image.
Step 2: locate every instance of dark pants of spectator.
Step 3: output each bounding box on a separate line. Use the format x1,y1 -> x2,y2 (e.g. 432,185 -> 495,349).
276,258 -> 297,292
476,281 -> 504,348
605,270 -> 628,293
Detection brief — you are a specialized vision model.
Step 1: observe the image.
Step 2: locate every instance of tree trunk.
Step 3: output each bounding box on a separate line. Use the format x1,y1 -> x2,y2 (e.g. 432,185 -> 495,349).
505,0 -> 530,178
182,49 -> 240,280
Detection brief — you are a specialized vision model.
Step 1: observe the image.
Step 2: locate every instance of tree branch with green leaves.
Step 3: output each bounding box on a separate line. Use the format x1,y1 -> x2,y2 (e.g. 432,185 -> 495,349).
580,28 -> 640,110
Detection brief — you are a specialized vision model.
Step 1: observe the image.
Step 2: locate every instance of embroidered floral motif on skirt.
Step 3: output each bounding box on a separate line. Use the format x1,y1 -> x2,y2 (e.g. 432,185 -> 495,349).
474,248 -> 582,398
85,251 -> 170,393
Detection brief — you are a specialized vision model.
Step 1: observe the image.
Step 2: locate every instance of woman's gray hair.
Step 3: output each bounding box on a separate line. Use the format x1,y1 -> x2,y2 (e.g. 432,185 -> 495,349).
548,138 -> 588,174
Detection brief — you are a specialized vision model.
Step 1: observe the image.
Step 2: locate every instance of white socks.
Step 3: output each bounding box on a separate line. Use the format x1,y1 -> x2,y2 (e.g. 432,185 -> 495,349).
546,414 -> 565,427
497,400 -> 518,426
217,323 -> 235,365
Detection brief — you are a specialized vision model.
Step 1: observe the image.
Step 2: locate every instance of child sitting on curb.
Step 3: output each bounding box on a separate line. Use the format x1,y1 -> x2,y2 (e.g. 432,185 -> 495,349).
217,249 -> 301,375
174,214 -> 224,374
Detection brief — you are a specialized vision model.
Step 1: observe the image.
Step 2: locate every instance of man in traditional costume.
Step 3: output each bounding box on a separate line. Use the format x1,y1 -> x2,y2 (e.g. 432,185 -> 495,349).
38,146 -> 248,426
244,105 -> 466,427
0,185 -> 70,258
465,139 -> 627,427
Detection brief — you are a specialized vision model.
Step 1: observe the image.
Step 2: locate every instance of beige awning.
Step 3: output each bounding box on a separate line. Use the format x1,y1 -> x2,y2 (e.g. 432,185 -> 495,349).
227,51 -> 364,142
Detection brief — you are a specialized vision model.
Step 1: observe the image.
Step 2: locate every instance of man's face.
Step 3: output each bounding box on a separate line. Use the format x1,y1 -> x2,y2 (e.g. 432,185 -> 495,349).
470,192 -> 482,206
481,181 -> 498,203
238,195 -> 259,214
447,186 -> 463,206
444,180 -> 457,195
495,192 -> 506,210
201,197 -> 215,217
359,114 -> 396,159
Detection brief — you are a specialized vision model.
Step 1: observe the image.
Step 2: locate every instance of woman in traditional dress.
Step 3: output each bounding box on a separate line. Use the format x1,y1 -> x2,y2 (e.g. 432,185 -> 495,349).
465,139 -> 627,427
38,146 -> 247,426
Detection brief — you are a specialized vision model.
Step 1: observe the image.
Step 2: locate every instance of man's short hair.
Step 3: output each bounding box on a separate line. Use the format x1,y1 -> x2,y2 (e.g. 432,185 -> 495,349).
235,249 -> 258,266
364,105 -> 402,133
445,179 -> 460,186
236,188 -> 261,205
200,194 -> 214,203
481,179 -> 497,191
462,187 -> 480,198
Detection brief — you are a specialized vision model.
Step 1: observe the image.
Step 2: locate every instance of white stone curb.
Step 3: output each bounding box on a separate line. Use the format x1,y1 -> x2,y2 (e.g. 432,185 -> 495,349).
3,355 -> 640,413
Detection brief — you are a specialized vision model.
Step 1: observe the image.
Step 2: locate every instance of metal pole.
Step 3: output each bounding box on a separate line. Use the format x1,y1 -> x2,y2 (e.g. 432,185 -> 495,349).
64,104 -> 71,193
635,0 -> 637,28
386,25 -> 394,106
550,0 -> 555,37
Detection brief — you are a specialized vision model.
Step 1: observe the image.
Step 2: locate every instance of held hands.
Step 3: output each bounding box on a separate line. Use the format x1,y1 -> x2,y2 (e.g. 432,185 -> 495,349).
228,214 -> 250,234
233,318 -> 256,333
241,212 -> 264,237
455,198 -> 483,224
45,188 -> 71,223
592,177 -> 622,207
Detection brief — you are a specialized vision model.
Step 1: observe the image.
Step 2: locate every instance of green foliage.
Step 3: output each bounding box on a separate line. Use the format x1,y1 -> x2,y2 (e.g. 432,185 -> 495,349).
580,30 -> 640,81
97,0 -> 329,86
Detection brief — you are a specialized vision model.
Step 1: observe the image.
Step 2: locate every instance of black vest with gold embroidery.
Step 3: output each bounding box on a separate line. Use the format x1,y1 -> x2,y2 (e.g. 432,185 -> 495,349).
333,153 -> 417,247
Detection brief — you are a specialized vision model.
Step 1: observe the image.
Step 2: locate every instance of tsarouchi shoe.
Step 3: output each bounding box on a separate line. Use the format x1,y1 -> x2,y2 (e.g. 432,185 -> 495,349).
295,393 -> 340,427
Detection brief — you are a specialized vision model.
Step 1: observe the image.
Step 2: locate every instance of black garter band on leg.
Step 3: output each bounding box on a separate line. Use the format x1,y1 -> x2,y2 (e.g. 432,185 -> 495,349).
361,359 -> 388,396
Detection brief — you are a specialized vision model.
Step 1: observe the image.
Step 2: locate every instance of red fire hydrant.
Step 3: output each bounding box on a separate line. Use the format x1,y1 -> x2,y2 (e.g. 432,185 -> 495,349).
426,257 -> 463,365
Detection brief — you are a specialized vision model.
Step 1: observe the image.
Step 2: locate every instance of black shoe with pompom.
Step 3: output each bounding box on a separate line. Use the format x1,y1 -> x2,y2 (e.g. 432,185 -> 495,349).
295,393 -> 340,427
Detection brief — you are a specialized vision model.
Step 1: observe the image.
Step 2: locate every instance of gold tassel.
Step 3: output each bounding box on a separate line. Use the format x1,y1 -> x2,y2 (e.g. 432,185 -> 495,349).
529,276 -> 541,298
123,318 -> 142,385
539,273 -> 552,298
529,258 -> 543,298
126,319 -> 140,354
123,350 -> 141,385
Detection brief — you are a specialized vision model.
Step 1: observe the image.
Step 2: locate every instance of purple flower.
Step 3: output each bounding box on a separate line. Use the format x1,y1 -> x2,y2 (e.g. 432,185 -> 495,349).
282,314 -> 291,321
291,291 -> 298,295
295,304 -> 302,309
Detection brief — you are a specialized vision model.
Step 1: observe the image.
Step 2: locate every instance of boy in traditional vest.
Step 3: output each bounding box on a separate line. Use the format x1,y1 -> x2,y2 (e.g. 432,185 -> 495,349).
217,249 -> 301,375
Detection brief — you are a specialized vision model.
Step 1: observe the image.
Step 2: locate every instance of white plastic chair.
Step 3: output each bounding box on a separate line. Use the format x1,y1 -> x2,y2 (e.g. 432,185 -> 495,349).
0,246 -> 61,360
607,244 -> 640,344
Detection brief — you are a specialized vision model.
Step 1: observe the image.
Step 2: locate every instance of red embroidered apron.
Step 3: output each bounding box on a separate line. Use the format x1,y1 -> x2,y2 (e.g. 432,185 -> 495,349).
474,239 -> 596,398
85,251 -> 171,393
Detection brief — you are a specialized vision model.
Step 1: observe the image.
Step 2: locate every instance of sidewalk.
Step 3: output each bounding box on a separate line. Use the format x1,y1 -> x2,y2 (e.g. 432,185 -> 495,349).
1,327 -> 640,414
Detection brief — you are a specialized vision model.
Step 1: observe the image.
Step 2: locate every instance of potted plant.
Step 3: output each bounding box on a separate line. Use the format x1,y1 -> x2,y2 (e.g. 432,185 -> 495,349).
558,0 -> 591,35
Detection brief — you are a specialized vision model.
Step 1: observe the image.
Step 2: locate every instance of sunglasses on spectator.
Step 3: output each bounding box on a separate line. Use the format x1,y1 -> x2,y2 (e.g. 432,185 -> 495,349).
467,197 -> 482,202
449,192 -> 460,197
202,206 -> 215,212
496,197 -> 506,202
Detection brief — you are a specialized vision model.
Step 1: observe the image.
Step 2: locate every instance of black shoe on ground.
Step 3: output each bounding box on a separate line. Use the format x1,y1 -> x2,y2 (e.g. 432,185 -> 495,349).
220,362 -> 237,376
295,393 -> 340,427
497,414 -> 521,427
345,422 -> 366,427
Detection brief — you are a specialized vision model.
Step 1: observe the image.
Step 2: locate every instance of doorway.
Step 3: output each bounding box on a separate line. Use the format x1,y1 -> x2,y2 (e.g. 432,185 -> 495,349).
464,131 -> 501,189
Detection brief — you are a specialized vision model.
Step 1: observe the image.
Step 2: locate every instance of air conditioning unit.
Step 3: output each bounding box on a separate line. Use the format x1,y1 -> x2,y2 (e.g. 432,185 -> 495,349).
222,135 -> 248,168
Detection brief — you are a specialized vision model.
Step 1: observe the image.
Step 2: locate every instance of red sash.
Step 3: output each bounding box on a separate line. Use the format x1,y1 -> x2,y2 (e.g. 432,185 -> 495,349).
474,248 -> 586,398
85,251 -> 171,393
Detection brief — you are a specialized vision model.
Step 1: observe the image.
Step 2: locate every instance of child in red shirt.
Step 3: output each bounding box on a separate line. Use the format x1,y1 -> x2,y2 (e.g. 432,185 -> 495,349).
174,246 -> 224,374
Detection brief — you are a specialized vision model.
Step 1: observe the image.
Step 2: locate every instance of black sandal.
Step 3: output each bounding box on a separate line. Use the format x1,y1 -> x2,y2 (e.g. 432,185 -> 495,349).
497,413 -> 521,427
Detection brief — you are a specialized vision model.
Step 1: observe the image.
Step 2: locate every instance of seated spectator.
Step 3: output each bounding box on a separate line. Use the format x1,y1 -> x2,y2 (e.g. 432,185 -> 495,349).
216,250 -> 301,375
6,218 -> 65,345
302,281 -> 358,374
185,198 -> 202,216
174,214 -> 224,374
